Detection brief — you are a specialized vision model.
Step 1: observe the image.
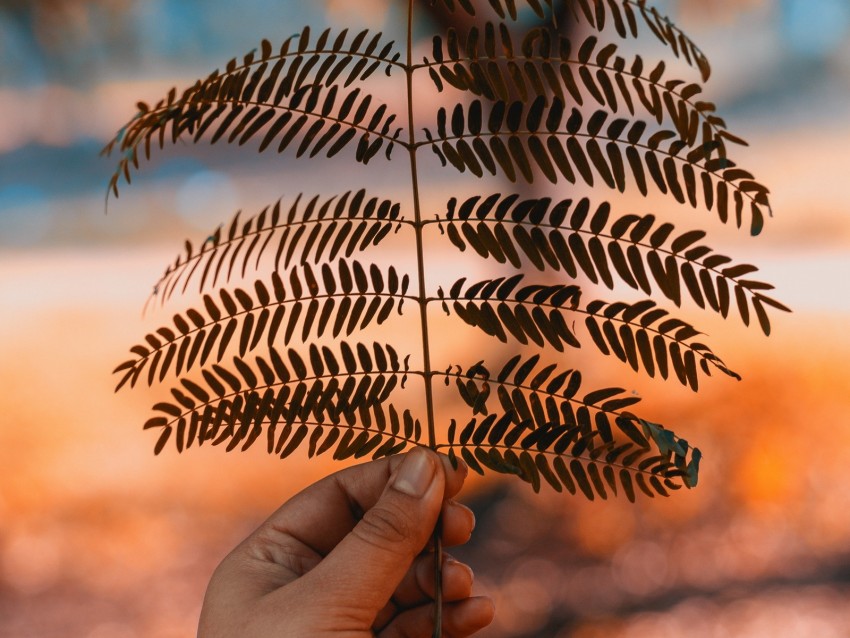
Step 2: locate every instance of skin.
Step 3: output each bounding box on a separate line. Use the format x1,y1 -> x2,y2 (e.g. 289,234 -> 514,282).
198,447 -> 495,637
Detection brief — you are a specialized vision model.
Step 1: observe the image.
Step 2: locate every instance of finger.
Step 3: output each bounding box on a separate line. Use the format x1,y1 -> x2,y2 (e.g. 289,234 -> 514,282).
254,450 -> 467,560
438,500 -> 476,548
298,448 -> 451,614
391,553 -> 474,609
372,554 -> 473,630
372,502 -> 475,632
378,597 -> 495,638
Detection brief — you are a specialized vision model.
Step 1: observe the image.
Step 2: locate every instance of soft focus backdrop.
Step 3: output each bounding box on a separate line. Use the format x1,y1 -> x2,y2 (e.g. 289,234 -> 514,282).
1,1 -> 849,636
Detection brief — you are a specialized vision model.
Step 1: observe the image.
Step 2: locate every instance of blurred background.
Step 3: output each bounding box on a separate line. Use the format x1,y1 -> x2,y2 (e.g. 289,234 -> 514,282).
1,0 -> 849,636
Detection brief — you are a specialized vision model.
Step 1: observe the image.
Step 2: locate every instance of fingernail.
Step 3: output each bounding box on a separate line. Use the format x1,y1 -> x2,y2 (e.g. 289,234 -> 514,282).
392,448 -> 436,498
446,558 -> 474,584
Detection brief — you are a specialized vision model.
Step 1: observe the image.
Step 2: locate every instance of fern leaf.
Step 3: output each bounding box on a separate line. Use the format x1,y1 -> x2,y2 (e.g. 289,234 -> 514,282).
562,0 -> 710,80
445,355 -> 700,498
445,275 -> 582,352
150,402 -> 418,460
442,412 -> 696,500
429,0 -> 554,20
146,191 -> 402,308
444,276 -> 737,390
112,0 -> 777,522
424,1 -> 708,79
103,30 -> 404,197
444,355 -> 641,446
436,194 -> 787,331
109,84 -> 401,196
425,99 -> 769,233
143,342 -> 415,455
580,297 -> 737,389
423,27 -> 735,154
439,354 -> 699,499
115,262 -> 412,391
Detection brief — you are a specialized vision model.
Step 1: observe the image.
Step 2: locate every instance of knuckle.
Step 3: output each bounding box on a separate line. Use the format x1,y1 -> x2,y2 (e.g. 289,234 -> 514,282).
354,503 -> 417,552
247,523 -> 320,575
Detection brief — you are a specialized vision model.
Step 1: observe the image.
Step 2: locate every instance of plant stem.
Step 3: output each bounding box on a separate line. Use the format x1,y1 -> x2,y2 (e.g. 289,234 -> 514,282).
432,519 -> 443,638
405,3 -> 435,450
405,1 -> 442,636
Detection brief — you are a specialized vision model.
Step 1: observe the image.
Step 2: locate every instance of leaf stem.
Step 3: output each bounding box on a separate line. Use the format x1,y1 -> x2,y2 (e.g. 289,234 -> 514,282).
405,2 -> 436,453
406,2 -> 441,635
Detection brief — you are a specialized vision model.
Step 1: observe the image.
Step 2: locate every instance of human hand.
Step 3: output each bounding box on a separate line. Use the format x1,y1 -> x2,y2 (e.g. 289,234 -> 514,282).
198,447 -> 495,637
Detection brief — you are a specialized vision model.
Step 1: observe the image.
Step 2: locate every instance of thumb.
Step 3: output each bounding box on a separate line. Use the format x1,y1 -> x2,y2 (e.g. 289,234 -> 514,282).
309,447 -> 446,614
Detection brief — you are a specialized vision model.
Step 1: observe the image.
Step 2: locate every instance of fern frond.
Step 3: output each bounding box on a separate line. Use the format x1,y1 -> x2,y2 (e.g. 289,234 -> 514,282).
443,275 -> 583,352
438,354 -> 700,498
446,355 -> 695,472
142,342 -> 414,455
566,0 -> 710,80
435,194 -> 788,330
152,400 -> 419,461
442,412 -> 698,500
103,29 -> 404,197
427,0 -> 559,21
114,261 -> 412,391
424,0 -> 709,80
444,275 -> 737,389
444,354 -> 642,441
107,84 -> 402,197
580,297 -> 736,389
423,27 -> 736,153
424,99 -> 769,233
147,191 -> 402,307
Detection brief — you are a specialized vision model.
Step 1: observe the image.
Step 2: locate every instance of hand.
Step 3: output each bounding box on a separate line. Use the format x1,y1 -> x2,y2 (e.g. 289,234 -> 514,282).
198,447 -> 495,637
